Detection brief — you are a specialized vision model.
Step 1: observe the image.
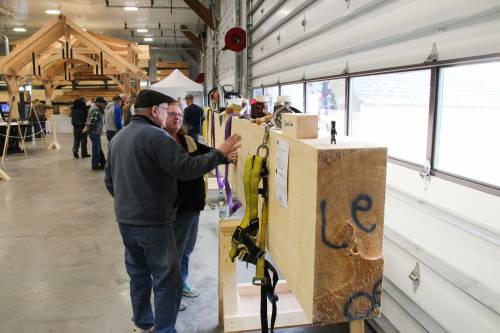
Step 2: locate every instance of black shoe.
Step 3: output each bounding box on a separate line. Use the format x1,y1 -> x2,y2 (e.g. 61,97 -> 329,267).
73,151 -> 79,159
81,154 -> 91,158
92,166 -> 105,170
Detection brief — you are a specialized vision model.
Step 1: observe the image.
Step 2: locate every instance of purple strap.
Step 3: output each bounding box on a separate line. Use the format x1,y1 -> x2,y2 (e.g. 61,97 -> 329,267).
224,116 -> 241,215
211,110 -> 224,189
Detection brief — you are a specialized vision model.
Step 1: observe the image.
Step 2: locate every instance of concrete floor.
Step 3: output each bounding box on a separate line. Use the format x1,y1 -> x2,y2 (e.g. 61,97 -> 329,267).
0,134 -> 370,333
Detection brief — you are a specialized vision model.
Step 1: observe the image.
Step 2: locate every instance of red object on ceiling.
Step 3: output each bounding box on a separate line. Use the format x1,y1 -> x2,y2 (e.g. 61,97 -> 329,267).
223,27 -> 247,52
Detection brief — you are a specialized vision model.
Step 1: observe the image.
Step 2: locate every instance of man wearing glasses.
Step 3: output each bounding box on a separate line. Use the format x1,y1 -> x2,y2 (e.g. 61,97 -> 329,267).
104,89 -> 241,333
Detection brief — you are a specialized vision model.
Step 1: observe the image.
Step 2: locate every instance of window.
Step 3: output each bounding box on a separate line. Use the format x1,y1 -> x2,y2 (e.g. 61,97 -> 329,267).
349,70 -> 430,164
435,62 -> 500,187
252,87 -> 263,98
306,79 -> 346,136
264,86 -> 279,113
280,83 -> 304,112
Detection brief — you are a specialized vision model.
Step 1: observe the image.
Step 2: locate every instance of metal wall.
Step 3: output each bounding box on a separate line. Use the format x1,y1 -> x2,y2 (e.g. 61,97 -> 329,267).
250,0 -> 500,86
244,0 -> 500,332
202,1 -> 500,329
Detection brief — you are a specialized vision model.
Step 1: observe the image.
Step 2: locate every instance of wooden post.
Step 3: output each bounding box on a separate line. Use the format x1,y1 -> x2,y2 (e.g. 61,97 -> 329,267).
43,80 -> 55,107
350,320 -> 365,333
0,167 -> 9,181
46,108 -> 61,150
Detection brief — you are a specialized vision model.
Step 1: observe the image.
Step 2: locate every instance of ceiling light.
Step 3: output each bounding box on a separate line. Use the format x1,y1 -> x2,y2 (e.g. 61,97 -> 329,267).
45,9 -> 61,15
13,27 -> 27,32
124,7 -> 138,11
137,29 -> 148,33
144,37 -> 153,42
83,28 -> 87,32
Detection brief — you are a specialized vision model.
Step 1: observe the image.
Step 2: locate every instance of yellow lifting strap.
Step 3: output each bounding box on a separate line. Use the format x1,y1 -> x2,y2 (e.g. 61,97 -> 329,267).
228,125 -> 279,332
228,154 -> 266,267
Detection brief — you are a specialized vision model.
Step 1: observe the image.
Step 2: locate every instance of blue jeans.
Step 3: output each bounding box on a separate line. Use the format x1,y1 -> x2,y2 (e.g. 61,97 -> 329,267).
119,223 -> 182,333
174,212 -> 200,288
89,133 -> 105,168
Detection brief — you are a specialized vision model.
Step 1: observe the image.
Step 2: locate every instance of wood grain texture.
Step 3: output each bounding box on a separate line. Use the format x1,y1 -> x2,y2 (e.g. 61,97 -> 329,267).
216,116 -> 387,324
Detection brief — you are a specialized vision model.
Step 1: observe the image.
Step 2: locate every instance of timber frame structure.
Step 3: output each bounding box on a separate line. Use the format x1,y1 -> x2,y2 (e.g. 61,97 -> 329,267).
0,14 -> 147,118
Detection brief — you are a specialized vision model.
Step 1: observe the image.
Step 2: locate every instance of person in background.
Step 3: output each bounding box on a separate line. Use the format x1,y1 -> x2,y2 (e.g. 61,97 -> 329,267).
163,104 -> 237,311
104,89 -> 241,333
70,98 -> 90,159
104,95 -> 124,142
32,99 -> 47,138
182,94 -> 204,142
122,94 -> 136,126
83,97 -> 107,170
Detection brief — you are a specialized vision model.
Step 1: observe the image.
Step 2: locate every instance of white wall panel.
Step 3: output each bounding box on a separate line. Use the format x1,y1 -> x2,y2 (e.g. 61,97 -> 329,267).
252,0 -> 309,42
246,0 -> 500,331
251,0 -> 500,86
384,240 -> 500,332
252,0 -> 281,27
218,0 -> 237,88
387,164 -> 500,235
385,194 -> 500,295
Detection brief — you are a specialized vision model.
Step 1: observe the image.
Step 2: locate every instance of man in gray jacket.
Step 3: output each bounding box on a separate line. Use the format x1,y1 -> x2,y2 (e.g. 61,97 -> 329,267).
83,97 -> 107,170
104,89 -> 240,333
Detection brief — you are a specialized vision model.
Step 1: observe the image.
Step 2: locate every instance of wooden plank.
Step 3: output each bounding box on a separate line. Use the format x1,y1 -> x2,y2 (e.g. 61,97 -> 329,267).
350,320 -> 365,333
216,117 -> 387,325
156,61 -> 189,69
219,220 -> 310,332
181,25 -> 203,50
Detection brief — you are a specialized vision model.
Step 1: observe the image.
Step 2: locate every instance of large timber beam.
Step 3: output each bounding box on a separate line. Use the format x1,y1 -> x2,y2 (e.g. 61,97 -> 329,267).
183,0 -> 215,30
181,25 -> 203,50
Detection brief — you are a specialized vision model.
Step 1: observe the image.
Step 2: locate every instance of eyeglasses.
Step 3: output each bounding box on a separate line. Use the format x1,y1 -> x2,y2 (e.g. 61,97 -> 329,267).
167,111 -> 183,118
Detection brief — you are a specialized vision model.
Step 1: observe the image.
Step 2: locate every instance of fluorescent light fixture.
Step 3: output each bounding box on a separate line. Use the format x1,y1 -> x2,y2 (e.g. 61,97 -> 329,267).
13,27 -> 27,32
137,29 -> 148,33
124,6 -> 138,11
144,37 -> 153,42
45,9 -> 61,15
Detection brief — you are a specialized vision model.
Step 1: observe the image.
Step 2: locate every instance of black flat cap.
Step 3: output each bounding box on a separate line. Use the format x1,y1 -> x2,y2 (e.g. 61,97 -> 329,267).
95,97 -> 107,104
135,89 -> 176,108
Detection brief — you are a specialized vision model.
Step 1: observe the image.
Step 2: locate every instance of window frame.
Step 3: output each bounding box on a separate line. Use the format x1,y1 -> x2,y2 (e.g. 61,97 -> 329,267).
251,52 -> 500,197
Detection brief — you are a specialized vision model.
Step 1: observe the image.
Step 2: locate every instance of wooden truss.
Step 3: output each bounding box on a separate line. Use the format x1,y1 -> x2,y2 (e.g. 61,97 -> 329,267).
0,14 -> 148,117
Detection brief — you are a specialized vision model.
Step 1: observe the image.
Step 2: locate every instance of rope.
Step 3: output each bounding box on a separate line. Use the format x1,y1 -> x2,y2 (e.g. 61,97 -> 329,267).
0,127 -> 46,139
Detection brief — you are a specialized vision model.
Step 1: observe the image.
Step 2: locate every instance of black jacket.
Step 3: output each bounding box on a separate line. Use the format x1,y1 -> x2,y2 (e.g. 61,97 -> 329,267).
177,135 -> 222,213
104,116 -> 225,225
71,106 -> 88,128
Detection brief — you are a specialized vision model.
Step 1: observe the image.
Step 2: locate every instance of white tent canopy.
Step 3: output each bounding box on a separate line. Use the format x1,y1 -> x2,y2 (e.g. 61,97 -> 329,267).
150,69 -> 203,99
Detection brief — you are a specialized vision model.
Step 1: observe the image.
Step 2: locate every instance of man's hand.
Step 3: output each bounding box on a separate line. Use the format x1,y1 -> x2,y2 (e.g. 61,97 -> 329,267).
217,134 -> 241,157
82,126 -> 88,134
227,151 -> 238,164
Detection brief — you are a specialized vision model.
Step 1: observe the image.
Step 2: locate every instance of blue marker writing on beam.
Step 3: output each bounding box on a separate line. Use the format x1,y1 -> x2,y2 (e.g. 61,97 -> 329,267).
351,193 -> 376,233
320,200 -> 348,249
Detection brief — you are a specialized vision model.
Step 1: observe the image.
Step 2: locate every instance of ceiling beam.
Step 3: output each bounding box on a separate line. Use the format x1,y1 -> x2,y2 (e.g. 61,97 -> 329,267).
180,25 -> 203,50
182,46 -> 198,61
183,0 -> 215,30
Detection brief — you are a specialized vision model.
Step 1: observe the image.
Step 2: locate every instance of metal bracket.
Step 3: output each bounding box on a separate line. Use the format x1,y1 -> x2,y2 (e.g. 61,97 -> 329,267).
408,262 -> 421,292
276,32 -> 280,44
345,0 -> 351,9
301,14 -> 306,32
425,43 -> 439,63
341,61 -> 350,75
419,159 -> 431,190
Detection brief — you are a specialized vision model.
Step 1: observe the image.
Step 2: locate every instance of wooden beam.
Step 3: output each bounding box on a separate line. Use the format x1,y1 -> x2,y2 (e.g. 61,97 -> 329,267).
210,115 -> 387,325
183,0 -> 215,30
181,25 -> 203,50
0,18 -> 65,73
65,17 -> 145,79
182,46 -> 198,61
